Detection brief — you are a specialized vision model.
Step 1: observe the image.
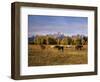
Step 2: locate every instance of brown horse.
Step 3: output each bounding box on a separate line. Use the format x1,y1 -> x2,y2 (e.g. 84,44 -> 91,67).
54,45 -> 64,52
40,45 -> 46,49
75,45 -> 83,50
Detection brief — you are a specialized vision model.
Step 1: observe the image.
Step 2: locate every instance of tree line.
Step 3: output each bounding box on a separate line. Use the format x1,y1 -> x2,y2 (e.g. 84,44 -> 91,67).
29,35 -> 88,45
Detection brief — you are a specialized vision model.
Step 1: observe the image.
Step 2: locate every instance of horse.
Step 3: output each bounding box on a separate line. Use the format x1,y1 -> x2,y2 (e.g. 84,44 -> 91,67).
75,45 -> 83,50
66,45 -> 72,48
40,45 -> 46,49
54,45 -> 64,52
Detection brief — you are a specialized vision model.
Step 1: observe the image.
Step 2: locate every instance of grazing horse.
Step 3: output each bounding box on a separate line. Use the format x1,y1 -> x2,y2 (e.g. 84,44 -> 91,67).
75,45 -> 83,50
66,45 -> 72,48
54,45 -> 64,52
40,45 -> 46,49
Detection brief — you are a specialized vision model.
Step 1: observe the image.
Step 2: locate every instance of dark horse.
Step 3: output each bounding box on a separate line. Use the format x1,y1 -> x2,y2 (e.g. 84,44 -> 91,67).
75,45 -> 83,50
40,45 -> 46,49
54,45 -> 64,52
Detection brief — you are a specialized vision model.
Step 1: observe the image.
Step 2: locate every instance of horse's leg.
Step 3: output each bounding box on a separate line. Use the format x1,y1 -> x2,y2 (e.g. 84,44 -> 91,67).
61,47 -> 63,52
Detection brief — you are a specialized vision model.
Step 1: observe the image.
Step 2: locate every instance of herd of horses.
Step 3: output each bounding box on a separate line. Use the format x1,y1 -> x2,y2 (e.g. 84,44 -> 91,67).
40,44 -> 83,52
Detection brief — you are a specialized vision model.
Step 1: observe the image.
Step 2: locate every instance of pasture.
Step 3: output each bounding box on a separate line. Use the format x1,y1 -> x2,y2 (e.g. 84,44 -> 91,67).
28,44 -> 88,66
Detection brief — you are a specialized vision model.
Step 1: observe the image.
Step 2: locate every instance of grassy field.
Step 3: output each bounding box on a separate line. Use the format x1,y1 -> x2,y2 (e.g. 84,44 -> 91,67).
28,44 -> 88,66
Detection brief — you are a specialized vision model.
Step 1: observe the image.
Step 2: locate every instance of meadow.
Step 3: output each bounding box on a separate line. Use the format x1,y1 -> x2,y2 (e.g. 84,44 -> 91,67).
28,44 -> 88,66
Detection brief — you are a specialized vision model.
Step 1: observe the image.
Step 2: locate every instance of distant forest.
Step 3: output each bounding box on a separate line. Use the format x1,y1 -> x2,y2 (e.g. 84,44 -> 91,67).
28,33 -> 88,45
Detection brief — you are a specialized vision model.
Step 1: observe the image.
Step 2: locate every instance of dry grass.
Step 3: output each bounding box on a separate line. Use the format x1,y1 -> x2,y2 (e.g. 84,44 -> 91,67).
28,45 -> 88,66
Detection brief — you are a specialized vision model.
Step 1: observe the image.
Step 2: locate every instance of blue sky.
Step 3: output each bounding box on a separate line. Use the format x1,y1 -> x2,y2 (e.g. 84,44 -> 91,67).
28,15 -> 88,37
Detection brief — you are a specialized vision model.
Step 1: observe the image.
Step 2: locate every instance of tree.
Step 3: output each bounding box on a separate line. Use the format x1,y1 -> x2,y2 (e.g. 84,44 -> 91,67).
82,36 -> 88,45
48,37 -> 57,45
43,39 -> 47,44
76,38 -> 82,45
67,37 -> 72,45
71,40 -> 76,45
60,38 -> 67,45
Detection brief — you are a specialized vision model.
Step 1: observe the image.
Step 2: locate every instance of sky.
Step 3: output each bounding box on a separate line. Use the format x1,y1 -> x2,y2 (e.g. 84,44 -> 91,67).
28,15 -> 88,37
